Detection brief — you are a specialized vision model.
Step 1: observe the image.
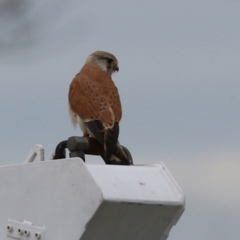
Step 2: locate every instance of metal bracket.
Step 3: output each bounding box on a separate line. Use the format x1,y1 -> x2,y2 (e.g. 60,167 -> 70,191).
53,136 -> 133,165
6,219 -> 45,240
23,137 -> 133,165
23,145 -> 44,163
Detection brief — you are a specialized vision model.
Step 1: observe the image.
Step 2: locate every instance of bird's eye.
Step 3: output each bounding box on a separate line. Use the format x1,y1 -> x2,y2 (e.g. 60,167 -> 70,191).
106,57 -> 113,64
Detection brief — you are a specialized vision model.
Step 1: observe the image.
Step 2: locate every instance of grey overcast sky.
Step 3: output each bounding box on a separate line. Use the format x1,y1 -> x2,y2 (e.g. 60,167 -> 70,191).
1,1 -> 240,239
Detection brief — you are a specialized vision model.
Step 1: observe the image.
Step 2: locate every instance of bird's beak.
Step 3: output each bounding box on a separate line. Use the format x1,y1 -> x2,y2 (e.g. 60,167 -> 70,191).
115,66 -> 119,72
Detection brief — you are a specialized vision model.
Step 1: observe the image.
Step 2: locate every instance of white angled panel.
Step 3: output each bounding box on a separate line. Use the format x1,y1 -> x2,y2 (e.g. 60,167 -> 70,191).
0,158 -> 185,240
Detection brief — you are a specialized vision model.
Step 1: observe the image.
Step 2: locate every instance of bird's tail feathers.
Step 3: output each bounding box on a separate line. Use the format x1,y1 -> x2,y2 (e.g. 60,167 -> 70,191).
85,120 -> 105,144
112,143 -> 131,165
104,123 -> 119,163
85,120 -> 131,165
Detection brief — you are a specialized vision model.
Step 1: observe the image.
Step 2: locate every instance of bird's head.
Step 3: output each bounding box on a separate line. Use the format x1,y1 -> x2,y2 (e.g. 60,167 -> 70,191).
85,51 -> 119,76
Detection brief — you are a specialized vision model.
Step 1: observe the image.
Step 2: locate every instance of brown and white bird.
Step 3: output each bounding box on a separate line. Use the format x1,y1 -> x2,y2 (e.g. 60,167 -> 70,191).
68,51 -> 131,165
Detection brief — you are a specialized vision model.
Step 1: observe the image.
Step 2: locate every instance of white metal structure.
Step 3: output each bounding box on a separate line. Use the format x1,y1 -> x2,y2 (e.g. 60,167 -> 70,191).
0,145 -> 185,240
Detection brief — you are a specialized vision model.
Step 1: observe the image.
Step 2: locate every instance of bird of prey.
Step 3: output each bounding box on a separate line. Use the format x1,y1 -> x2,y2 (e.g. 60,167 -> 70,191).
68,51 -> 131,165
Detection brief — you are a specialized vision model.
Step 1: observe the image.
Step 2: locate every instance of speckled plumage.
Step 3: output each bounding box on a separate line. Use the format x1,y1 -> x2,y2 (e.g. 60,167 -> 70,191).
68,51 -> 130,165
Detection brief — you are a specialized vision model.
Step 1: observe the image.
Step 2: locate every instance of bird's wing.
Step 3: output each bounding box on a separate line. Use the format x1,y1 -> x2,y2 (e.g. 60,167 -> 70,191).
69,65 -> 122,129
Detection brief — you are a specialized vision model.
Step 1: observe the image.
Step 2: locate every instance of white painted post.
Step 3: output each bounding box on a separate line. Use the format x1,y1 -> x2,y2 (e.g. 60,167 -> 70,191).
0,147 -> 185,240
